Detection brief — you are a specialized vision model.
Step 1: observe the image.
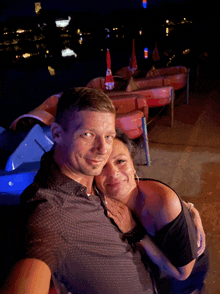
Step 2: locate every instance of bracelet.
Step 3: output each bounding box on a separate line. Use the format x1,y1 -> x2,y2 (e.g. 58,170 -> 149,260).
187,202 -> 194,213
122,226 -> 147,245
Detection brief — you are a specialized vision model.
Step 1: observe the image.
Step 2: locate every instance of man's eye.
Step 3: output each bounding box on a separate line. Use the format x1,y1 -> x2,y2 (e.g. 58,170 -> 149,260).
82,132 -> 92,138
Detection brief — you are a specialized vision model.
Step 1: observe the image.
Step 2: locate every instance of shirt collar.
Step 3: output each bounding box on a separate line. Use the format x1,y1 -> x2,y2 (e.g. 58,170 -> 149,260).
35,150 -> 88,196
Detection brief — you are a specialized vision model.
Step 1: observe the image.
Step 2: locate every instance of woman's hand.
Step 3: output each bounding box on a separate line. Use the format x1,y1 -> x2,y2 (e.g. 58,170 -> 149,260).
183,201 -> 206,257
105,196 -> 136,233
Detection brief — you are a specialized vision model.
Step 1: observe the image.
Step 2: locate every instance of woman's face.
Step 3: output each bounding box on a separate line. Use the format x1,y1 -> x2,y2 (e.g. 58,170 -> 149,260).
95,138 -> 137,202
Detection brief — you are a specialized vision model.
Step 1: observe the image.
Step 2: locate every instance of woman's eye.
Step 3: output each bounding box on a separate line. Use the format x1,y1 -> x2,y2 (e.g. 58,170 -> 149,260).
116,159 -> 126,164
106,135 -> 114,141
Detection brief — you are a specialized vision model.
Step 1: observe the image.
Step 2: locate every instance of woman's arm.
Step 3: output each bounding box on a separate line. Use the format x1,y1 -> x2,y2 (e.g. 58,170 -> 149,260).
139,235 -> 195,281
105,196 -> 196,280
137,180 -> 197,280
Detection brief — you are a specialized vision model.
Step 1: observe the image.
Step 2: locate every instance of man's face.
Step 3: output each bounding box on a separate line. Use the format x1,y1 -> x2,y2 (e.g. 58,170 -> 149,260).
59,110 -> 116,177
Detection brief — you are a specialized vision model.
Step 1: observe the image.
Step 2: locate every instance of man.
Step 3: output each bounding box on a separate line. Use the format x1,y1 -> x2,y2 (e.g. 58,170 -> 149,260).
2,87 -> 154,293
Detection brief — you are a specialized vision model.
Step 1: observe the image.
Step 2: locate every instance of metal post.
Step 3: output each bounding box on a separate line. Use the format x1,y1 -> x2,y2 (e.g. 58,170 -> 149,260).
187,68 -> 190,104
142,117 -> 150,166
171,87 -> 174,127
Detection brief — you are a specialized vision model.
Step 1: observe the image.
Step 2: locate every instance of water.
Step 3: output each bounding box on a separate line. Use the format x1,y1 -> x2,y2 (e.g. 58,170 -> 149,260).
0,52 -> 133,128
0,25 -> 204,129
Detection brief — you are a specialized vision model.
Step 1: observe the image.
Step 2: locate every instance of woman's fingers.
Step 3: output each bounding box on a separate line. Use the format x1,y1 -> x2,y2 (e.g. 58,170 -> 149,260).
197,231 -> 206,257
184,202 -> 206,257
105,198 -> 121,216
105,197 -> 137,233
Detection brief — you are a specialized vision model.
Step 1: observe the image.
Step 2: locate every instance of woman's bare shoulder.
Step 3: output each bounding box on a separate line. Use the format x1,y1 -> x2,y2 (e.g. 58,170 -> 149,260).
138,180 -> 182,227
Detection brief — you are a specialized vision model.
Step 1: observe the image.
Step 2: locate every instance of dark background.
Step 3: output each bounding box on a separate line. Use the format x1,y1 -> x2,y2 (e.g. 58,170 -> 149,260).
0,0 -> 219,128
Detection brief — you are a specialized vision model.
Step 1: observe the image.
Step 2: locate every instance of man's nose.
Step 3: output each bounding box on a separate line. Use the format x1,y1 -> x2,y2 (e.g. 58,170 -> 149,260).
95,137 -> 108,154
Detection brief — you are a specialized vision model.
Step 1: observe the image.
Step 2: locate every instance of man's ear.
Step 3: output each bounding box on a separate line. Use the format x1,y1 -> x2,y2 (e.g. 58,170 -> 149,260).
51,122 -> 64,144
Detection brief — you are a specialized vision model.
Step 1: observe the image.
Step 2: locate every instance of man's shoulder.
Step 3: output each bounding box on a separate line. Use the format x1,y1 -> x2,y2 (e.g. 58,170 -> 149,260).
20,181 -> 52,205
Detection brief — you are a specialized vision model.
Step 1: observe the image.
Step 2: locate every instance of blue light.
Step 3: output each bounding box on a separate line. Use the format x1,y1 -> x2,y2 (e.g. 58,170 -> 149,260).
144,47 -> 148,59
143,2 -> 147,8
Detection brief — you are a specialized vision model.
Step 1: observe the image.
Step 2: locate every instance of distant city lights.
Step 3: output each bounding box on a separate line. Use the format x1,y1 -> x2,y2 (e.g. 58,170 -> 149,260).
144,48 -> 148,59
183,49 -> 190,54
180,18 -> 193,24
143,0 -> 147,9
22,53 -> 31,59
16,29 -> 25,34
55,16 -> 71,28
48,66 -> 55,76
35,2 -> 42,15
1,3 -> 195,67
61,48 -> 77,58
79,37 -> 83,45
105,28 -> 110,38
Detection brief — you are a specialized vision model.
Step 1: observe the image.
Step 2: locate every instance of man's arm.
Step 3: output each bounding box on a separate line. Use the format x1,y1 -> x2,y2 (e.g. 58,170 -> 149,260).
1,258 -> 51,294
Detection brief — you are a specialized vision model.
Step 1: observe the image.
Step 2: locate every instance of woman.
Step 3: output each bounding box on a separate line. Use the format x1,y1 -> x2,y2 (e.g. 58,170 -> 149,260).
95,131 -> 209,294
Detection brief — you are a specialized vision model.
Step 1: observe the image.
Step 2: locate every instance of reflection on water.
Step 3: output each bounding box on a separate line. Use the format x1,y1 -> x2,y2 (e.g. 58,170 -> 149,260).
0,53 -> 133,128
0,17 -> 201,128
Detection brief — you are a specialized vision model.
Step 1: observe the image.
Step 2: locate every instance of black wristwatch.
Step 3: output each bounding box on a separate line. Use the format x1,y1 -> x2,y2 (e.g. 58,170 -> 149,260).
122,226 -> 147,245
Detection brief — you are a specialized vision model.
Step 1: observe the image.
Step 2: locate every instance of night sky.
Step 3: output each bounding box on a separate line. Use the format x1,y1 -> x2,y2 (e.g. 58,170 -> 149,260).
0,0 -> 186,21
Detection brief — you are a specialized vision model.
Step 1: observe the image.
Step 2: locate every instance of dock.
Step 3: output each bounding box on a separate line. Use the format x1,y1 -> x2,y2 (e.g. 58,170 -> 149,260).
134,77 -> 220,294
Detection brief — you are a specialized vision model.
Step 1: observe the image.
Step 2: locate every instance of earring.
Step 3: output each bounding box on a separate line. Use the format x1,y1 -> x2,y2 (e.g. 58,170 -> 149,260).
134,171 -> 140,183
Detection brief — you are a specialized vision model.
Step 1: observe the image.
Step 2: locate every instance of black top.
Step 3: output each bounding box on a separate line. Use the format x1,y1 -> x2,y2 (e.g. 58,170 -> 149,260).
20,152 -> 154,294
138,179 -> 209,294
142,179 -> 198,267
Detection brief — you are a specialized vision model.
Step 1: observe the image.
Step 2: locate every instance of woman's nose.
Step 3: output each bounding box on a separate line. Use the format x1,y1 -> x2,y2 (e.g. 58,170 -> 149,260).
106,163 -> 119,178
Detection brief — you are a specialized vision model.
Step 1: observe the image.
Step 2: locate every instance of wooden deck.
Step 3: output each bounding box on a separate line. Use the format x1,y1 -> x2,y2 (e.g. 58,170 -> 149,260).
134,78 -> 220,294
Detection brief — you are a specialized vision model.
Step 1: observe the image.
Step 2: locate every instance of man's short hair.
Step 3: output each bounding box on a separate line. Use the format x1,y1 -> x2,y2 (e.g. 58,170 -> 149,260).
55,87 -> 116,131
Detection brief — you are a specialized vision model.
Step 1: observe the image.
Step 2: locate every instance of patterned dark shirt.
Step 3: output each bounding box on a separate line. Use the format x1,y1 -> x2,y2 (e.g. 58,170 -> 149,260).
20,151 -> 154,294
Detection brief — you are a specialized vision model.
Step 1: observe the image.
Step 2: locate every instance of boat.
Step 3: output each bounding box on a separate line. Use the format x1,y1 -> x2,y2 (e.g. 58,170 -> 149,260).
87,76 -> 173,107
10,93 -> 62,131
111,93 -> 148,139
0,124 -> 54,203
146,65 -> 188,90
86,76 -> 174,127
10,90 -> 148,140
0,122 -> 60,292
115,65 -> 188,91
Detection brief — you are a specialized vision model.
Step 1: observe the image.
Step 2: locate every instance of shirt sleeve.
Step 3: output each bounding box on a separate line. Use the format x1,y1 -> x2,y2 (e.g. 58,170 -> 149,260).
151,201 -> 198,267
22,193 -> 67,273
